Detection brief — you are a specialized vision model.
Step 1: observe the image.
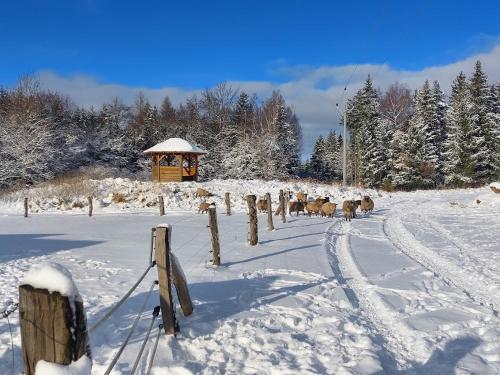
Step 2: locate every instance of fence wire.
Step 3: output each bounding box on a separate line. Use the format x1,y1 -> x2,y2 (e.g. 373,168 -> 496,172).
130,306 -> 161,375
103,281 -> 157,375
89,263 -> 156,333
146,324 -> 164,375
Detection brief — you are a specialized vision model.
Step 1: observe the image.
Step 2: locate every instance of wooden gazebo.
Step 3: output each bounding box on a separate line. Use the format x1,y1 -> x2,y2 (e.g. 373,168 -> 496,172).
144,138 -> 207,182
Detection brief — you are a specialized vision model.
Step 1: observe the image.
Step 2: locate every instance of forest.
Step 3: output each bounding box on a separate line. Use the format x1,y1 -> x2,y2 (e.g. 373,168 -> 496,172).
307,61 -> 500,189
0,60 -> 498,190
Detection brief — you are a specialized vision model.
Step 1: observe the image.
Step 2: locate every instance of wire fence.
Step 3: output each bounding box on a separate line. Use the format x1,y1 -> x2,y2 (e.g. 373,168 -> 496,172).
0,208 -> 227,374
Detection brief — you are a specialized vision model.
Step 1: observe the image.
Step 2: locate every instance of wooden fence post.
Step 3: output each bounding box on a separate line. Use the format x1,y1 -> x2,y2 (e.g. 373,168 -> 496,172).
24,197 -> 28,218
155,225 -> 177,335
284,191 -> 290,217
266,193 -> 274,231
208,207 -> 221,266
224,192 -> 231,216
279,190 -> 286,223
158,196 -> 165,216
247,195 -> 258,245
88,196 -> 93,217
19,280 -> 89,374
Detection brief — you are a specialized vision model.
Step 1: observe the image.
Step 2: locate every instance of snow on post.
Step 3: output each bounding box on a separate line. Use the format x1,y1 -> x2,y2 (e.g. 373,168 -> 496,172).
19,262 -> 90,375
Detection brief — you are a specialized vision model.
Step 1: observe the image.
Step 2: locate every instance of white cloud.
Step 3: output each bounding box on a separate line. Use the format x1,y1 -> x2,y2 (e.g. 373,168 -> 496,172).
36,44 -> 500,156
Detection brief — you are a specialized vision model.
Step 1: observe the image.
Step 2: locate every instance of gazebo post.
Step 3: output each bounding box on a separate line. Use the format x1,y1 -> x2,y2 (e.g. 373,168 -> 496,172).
179,154 -> 184,181
195,155 -> 199,181
157,154 -> 161,182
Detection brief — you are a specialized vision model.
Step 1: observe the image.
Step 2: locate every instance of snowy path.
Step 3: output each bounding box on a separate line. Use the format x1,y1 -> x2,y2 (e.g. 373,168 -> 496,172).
331,193 -> 500,373
1,187 -> 499,374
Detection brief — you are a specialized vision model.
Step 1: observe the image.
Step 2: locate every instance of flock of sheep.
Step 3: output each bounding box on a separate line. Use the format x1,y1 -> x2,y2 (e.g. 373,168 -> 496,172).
194,187 -> 374,222
258,192 -> 374,221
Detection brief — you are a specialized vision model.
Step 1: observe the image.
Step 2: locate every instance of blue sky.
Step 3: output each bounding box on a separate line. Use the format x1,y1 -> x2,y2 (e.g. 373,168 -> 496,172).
1,0 -> 500,154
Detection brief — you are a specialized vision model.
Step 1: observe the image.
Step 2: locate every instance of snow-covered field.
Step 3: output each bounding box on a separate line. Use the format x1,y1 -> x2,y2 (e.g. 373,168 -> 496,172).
0,179 -> 499,374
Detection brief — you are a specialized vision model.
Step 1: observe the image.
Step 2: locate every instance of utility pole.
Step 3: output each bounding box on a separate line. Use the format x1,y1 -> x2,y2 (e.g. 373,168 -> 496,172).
336,87 -> 348,187
342,88 -> 347,187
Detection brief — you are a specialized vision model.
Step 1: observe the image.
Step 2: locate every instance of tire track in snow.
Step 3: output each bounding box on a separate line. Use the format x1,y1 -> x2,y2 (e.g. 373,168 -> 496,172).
383,214 -> 500,316
325,219 -> 426,372
415,213 -> 499,281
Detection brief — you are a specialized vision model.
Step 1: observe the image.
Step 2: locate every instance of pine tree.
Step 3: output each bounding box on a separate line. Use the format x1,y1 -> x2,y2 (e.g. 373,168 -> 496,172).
397,83 -> 440,188
469,61 -> 498,182
323,131 -> 340,180
308,135 -> 327,179
444,72 -> 475,185
432,81 -> 447,183
356,77 -> 386,187
222,138 -> 262,179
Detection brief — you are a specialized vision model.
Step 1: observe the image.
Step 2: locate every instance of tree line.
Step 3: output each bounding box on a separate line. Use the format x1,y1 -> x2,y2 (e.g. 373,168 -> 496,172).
305,61 -> 500,189
0,79 -> 302,188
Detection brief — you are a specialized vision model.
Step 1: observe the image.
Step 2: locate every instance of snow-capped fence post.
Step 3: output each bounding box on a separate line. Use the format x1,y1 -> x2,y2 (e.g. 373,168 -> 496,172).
19,263 -> 90,375
24,197 -> 28,218
88,196 -> 93,217
266,193 -> 274,231
158,195 -> 165,216
247,195 -> 258,245
154,224 -> 177,335
279,190 -> 286,223
208,207 -> 221,266
225,192 -> 231,216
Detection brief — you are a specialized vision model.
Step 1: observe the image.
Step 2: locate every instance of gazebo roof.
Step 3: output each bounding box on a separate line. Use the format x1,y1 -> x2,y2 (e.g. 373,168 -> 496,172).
143,138 -> 208,155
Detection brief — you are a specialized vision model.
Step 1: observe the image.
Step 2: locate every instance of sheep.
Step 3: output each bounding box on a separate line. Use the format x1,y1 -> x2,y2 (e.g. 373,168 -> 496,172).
257,198 -> 268,213
288,200 -> 305,216
198,202 -> 215,214
316,196 -> 330,205
296,192 -> 308,203
195,188 -> 212,198
306,201 -> 321,217
354,200 -> 361,210
342,200 -> 356,221
360,196 -> 374,213
320,202 -> 337,218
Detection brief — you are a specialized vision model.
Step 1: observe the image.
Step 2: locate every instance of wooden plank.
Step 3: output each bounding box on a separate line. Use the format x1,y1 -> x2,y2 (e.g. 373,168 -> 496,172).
19,285 -> 89,375
154,225 -> 177,335
171,254 -> 194,316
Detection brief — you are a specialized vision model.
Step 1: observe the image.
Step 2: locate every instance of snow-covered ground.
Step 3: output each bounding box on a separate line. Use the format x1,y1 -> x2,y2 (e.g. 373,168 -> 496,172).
0,179 -> 499,374
0,178 -> 380,215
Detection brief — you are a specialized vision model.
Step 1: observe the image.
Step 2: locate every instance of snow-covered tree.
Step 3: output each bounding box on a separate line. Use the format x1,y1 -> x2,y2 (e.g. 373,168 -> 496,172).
443,72 -> 475,185
469,61 -> 499,182
0,113 -> 55,186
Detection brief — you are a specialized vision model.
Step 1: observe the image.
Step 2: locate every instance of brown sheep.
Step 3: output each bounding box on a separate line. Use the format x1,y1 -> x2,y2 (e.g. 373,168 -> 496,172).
288,200 -> 305,216
342,200 -> 356,221
296,192 -> 308,203
360,196 -> 374,213
320,202 -> 337,218
306,201 -> 321,216
195,188 -> 212,198
198,202 -> 215,214
316,196 -> 330,205
257,198 -> 268,213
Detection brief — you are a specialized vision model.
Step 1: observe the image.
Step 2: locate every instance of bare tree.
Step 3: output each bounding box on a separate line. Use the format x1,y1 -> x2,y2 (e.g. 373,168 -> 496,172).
0,113 -> 55,186
380,83 -> 412,131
